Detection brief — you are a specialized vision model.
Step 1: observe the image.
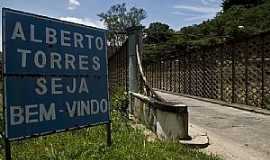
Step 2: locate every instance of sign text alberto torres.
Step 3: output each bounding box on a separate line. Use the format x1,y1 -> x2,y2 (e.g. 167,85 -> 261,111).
3,8 -> 110,140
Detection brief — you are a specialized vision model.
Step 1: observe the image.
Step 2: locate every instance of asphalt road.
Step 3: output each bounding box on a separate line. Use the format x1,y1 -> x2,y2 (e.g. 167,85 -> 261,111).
156,91 -> 270,160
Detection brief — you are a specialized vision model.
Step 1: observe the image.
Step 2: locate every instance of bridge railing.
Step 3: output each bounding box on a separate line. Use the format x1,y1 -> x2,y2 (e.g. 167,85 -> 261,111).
108,31 -> 270,109
144,32 -> 270,109
108,41 -> 128,96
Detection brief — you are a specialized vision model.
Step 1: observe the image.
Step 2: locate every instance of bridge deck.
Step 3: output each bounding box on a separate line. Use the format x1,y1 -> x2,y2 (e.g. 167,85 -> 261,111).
156,91 -> 270,160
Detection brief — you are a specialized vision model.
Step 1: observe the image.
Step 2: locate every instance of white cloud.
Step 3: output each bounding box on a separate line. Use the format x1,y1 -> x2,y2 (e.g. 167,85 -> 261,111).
201,0 -> 218,5
67,0 -> 80,10
184,13 -> 216,21
173,2 -> 221,23
172,11 -> 194,16
172,11 -> 216,22
59,16 -> 105,29
173,5 -> 221,14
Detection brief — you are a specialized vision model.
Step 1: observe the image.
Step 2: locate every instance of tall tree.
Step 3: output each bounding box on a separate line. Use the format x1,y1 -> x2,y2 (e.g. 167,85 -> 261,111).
222,0 -> 264,11
98,3 -> 147,46
144,22 -> 174,44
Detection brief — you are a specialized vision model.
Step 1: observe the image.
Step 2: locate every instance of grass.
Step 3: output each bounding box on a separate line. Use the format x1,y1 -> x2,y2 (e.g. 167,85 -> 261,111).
0,90 -> 222,160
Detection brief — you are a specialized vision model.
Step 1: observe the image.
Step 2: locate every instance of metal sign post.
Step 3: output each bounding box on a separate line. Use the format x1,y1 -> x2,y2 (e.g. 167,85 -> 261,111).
2,8 -> 112,159
4,138 -> 11,160
106,123 -> 112,146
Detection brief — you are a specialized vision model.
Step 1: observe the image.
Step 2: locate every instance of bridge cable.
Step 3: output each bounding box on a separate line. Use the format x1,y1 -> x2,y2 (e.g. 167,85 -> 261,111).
135,44 -> 167,103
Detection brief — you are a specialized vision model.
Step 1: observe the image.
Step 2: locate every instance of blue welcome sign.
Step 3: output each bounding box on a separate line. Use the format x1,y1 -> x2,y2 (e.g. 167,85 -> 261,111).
2,8 -> 110,141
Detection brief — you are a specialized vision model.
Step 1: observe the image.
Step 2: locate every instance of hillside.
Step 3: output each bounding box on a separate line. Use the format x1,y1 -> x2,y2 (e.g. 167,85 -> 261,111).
179,0 -> 270,43
143,0 -> 270,62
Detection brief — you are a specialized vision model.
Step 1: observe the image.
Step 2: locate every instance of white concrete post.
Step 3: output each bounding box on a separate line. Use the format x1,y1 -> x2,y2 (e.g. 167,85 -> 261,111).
127,26 -> 143,113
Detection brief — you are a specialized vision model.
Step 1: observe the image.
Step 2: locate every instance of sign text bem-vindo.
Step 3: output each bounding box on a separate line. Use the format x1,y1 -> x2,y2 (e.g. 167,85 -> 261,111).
3,8 -> 110,140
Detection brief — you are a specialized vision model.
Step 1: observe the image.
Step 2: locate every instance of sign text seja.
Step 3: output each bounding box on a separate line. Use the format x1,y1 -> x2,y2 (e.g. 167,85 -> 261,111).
3,8 -> 110,140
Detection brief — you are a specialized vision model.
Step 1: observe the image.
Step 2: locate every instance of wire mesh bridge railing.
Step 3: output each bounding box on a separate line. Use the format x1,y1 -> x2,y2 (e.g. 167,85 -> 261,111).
108,32 -> 270,109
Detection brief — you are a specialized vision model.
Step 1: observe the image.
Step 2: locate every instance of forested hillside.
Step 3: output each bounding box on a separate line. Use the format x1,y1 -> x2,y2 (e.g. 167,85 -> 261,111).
180,0 -> 270,42
144,0 -> 270,62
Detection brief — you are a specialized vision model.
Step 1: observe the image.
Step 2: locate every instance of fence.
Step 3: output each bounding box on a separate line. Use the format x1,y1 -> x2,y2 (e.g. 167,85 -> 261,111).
108,41 -> 128,95
108,32 -> 270,109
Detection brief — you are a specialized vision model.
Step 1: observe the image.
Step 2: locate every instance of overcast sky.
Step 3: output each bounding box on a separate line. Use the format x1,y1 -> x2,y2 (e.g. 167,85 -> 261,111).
0,0 -> 222,50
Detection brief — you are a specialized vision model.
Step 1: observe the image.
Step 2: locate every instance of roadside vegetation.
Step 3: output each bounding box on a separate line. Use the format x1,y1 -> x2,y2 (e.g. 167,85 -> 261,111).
0,88 -> 222,160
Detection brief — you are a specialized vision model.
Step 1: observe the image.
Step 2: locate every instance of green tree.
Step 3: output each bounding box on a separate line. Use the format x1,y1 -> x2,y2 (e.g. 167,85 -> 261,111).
180,25 -> 200,35
222,0 -> 264,11
98,3 -> 147,46
144,22 -> 174,44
